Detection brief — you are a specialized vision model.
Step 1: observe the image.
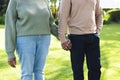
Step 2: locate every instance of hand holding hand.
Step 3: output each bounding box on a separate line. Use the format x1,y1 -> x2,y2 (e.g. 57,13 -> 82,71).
61,39 -> 72,51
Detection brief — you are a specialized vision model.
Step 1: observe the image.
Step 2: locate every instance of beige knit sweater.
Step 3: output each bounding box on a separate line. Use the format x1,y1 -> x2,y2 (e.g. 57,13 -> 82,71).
58,0 -> 103,43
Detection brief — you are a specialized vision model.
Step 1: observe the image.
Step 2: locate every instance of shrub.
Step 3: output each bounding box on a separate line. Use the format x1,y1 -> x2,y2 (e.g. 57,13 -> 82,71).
0,15 -> 5,24
103,9 -> 120,24
103,10 -> 110,24
109,10 -> 120,23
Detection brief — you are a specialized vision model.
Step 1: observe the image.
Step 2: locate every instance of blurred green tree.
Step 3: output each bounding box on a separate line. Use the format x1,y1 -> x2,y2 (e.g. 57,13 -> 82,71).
0,0 -> 9,16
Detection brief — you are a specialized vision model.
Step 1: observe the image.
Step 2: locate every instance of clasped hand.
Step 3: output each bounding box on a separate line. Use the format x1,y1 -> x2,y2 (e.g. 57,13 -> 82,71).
61,39 -> 72,51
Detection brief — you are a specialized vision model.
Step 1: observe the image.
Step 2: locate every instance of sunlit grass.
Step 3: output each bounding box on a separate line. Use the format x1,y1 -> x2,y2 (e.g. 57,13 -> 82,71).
0,23 -> 120,80
0,25 -> 4,28
100,23 -> 120,80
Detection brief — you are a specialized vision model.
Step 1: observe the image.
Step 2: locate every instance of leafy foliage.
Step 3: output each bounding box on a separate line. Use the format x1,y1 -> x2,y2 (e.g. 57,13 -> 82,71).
0,0 -> 9,24
103,9 -> 120,24
49,0 -> 60,24
0,0 -> 9,16
109,10 -> 120,23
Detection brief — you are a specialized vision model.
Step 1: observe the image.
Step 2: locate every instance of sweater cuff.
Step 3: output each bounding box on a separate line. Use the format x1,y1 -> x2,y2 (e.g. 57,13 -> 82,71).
7,52 -> 15,59
96,28 -> 101,34
60,36 -> 67,44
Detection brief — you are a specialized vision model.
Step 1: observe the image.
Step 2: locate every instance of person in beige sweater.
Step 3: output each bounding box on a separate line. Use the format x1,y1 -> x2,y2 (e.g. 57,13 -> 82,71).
58,0 -> 103,80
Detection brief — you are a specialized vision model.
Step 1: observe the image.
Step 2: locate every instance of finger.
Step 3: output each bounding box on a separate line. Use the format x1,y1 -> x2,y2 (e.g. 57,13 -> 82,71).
61,40 -> 71,50
65,46 -> 70,51
63,44 -> 70,50
63,46 -> 67,50
62,44 -> 67,50
62,46 -> 68,51
67,46 -> 71,50
11,64 -> 16,67
69,43 -> 72,49
13,58 -> 16,65
67,39 -> 71,44
11,62 -> 16,68
13,60 -> 16,67
8,61 -> 16,68
66,40 -> 72,50
8,58 -> 16,68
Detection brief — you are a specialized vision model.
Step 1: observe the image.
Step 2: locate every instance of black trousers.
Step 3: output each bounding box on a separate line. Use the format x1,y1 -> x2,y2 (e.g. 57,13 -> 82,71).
68,34 -> 101,80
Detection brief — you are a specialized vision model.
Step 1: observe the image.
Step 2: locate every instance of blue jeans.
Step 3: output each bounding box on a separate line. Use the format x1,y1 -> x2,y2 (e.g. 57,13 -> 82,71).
16,35 -> 50,80
68,34 -> 101,80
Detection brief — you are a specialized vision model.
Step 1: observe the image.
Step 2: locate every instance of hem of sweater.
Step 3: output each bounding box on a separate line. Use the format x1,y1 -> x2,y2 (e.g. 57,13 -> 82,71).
69,31 -> 97,35
59,31 -> 97,43
17,33 -> 51,37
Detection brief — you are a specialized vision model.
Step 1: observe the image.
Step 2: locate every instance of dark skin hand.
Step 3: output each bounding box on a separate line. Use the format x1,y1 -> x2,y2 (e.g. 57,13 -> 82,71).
8,57 -> 16,68
61,39 -> 72,51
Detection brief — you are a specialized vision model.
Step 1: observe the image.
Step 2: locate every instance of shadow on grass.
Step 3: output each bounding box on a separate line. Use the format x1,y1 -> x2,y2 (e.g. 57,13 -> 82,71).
100,44 -> 109,80
45,59 -> 72,80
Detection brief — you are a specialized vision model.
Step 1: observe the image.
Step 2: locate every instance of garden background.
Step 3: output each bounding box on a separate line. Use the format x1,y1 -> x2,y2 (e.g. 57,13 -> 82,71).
0,0 -> 120,80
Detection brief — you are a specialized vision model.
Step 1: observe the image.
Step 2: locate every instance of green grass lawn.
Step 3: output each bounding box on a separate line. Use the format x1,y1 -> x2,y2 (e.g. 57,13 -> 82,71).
0,23 -> 120,80
0,25 -> 4,28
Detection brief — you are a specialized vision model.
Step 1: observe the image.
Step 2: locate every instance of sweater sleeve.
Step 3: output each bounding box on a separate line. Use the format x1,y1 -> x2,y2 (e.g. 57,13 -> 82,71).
5,0 -> 17,59
95,0 -> 103,34
49,8 -> 59,39
58,0 -> 71,43
45,0 -> 59,39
